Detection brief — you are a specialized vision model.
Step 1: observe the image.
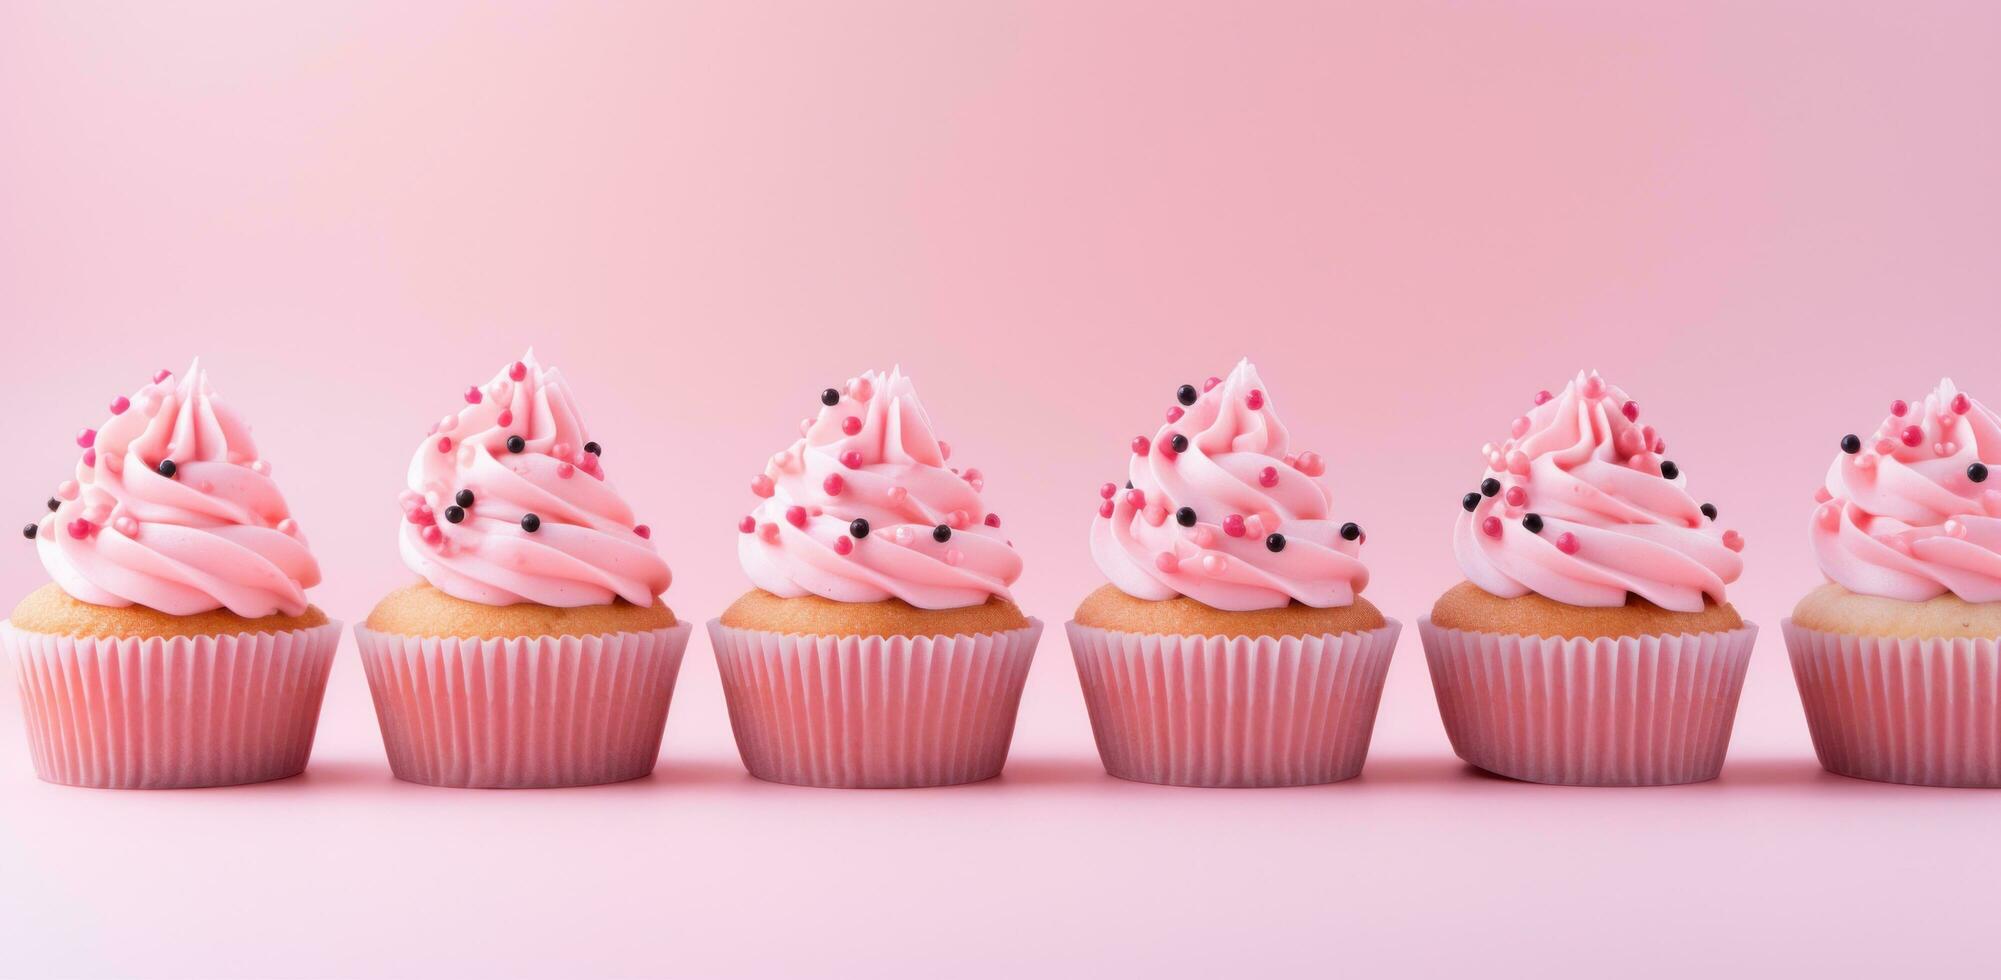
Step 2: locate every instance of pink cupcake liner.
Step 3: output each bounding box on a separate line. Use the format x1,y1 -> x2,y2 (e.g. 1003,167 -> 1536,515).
1419,619 -> 1758,786
4,620 -> 342,789
707,619 -> 1042,788
1065,621 -> 1402,788
1784,619 -> 2001,787
353,622 -> 691,789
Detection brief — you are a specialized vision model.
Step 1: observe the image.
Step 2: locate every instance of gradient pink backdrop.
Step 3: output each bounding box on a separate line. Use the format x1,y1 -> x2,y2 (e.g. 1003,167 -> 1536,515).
4,3 -> 2000,978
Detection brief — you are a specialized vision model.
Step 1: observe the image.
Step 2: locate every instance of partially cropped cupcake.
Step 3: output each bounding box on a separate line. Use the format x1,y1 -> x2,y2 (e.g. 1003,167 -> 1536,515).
1068,359 -> 1399,788
4,362 -> 339,788
354,352 -> 688,788
1421,371 -> 1755,785
1785,379 -> 2001,786
712,368 -> 1039,788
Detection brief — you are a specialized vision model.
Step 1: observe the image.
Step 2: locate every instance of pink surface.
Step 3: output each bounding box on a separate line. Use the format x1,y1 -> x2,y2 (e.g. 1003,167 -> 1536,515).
2,2 -> 2000,977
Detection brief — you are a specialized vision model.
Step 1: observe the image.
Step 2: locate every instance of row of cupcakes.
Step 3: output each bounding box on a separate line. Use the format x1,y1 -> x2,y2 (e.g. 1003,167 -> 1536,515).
4,355 -> 1997,789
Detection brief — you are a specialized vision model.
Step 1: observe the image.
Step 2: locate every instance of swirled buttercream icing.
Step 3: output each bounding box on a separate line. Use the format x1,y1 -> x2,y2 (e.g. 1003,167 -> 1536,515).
736,368 -> 1022,609
30,361 -> 321,618
1811,379 -> 2001,603
1452,370 -> 1742,611
1088,359 -> 1368,612
397,351 -> 670,607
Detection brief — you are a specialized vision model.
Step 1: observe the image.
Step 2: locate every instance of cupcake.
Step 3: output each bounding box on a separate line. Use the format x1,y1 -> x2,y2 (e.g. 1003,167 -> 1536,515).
711,368 -> 1039,788
4,361 -> 339,788
1067,359 -> 1399,788
353,352 -> 688,788
1420,370 -> 1755,785
1785,379 -> 2001,786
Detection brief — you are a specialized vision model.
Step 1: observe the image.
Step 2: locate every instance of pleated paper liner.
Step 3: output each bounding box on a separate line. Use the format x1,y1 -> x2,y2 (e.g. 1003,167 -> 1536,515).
1784,619 -> 2001,787
4,620 -> 342,789
1419,619 -> 1758,786
353,622 -> 691,789
1066,620 -> 1401,787
707,619 -> 1042,788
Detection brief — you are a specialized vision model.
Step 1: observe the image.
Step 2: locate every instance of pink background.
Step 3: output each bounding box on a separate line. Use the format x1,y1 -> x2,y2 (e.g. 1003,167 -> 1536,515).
3,2 -> 2000,977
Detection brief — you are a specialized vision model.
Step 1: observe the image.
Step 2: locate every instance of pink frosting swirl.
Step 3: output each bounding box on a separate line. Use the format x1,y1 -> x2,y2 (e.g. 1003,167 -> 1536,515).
397,351 -> 670,607
1453,370 -> 1743,612
33,361 -> 321,618
736,367 -> 1022,609
1089,359 -> 1369,612
1812,379 -> 2001,602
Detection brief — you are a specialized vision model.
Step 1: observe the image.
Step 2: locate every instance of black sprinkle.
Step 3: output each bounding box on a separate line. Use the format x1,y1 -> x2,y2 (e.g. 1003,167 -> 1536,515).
1523,513 -> 1544,534
520,513 -> 541,532
1125,481 -> 1133,490
444,505 -> 466,524
455,489 -> 475,508
1169,433 -> 1189,453
156,459 -> 177,478
1481,478 -> 1501,497
506,435 -> 526,454
21,523 -> 36,540
1971,463 -> 1990,484
46,497 -> 58,512
584,441 -> 602,456
849,518 -> 871,539
820,388 -> 841,407
932,524 -> 952,543
1841,434 -> 1862,454
1176,384 -> 1198,406
1265,533 -> 1286,552
1463,492 -> 1481,512
1175,506 -> 1197,527
1660,460 -> 1680,480
1340,522 -> 1361,541
1700,503 -> 1718,520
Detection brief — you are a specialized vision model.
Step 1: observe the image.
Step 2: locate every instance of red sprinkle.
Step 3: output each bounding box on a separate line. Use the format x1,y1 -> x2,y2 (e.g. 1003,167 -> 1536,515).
738,516 -> 756,533
985,513 -> 1001,527
81,449 -> 95,467
76,428 -> 95,448
1098,500 -> 1114,518
1622,401 -> 1639,421
1891,399 -> 1910,417
842,416 -> 863,435
1246,389 -> 1265,410
1505,486 -> 1527,507
823,474 -> 845,495
437,436 -> 453,453
1482,516 -> 1503,538
634,524 -> 651,539
1125,488 -> 1146,509
109,396 -> 130,415
1555,532 -> 1579,554
66,519 -> 92,539
420,524 -> 443,546
557,462 -> 574,479
1223,514 -> 1246,537
1258,466 -> 1279,488
509,361 -> 527,381
1131,436 -> 1151,456
840,450 -> 864,469
833,536 -> 853,556
1902,425 -> 1924,446
785,505 -> 808,528
464,387 -> 483,404
1534,390 -> 1553,405
1099,482 -> 1117,499
1953,393 -> 1972,415
750,474 -> 774,497
497,410 -> 513,427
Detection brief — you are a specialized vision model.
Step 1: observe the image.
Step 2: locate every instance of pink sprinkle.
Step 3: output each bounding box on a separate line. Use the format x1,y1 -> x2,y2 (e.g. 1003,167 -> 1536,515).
840,450 -> 864,469
552,441 -> 571,459
1204,376 -> 1222,392
1294,451 -> 1325,477
464,386 -> 483,404
76,428 -> 95,448
938,441 -> 952,461
1154,552 -> 1180,573
759,522 -> 780,542
557,462 -> 575,479
1165,406 -> 1184,423
842,416 -> 863,435
785,505 -> 808,528
1874,437 -> 1896,455
1534,389 -> 1553,405
887,486 -> 908,504
1125,488 -> 1146,509
497,410 -> 513,427
412,504 -> 435,526
751,474 -> 775,497
1098,500 -> 1114,518
948,509 -> 970,529
108,396 -> 130,415
1944,519 -> 1967,539
1622,401 -> 1639,421
1506,450 -> 1530,474
57,481 -> 78,500
1099,482 -> 1117,499
738,516 -> 756,533
944,548 -> 964,566
1891,399 -> 1909,417
437,436 -> 453,453
985,513 -> 1001,527
1504,486 -> 1527,507
1722,529 -> 1744,552
113,516 -> 138,537
1131,436 -> 1151,456
1555,531 -> 1579,554
152,369 -> 171,383
278,518 -> 299,536
81,449 -> 95,467
1581,376 -> 1606,399
1510,416 -> 1530,438
1815,502 -> 1839,530
1223,514 -> 1246,537
1246,389 -> 1265,410
1616,429 -> 1644,456
1901,425 -> 1924,447
67,519 -> 92,539
823,474 -> 845,496
1258,466 -> 1279,488
1814,486 -> 1832,503
420,524 -> 442,546
1158,435 -> 1179,460
1953,393 -> 1972,415
1482,516 -> 1503,538
834,536 -> 853,556
1200,554 -> 1226,575
509,361 -> 527,381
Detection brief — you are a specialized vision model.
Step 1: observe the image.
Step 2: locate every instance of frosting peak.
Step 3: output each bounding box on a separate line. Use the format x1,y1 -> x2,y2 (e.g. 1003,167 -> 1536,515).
736,367 -> 1022,609
1452,370 -> 1743,611
1089,359 -> 1369,611
34,360 -> 321,617
1812,379 -> 2001,602
397,351 -> 670,607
